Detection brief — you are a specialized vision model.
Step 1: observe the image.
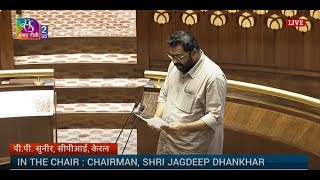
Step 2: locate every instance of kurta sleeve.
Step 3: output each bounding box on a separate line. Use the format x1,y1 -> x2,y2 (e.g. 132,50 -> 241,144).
200,77 -> 227,131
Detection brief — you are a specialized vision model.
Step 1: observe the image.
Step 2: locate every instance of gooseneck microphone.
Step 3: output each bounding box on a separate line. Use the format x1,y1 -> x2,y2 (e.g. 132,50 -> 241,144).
115,102 -> 139,144
121,105 -> 145,155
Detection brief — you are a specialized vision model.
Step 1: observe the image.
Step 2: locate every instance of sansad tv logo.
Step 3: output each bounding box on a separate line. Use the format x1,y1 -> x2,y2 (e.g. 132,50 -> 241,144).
16,18 -> 48,40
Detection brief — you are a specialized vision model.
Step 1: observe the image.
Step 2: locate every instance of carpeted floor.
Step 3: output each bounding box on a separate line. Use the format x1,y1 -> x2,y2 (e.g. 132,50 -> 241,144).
57,129 -> 137,155
55,78 -> 149,88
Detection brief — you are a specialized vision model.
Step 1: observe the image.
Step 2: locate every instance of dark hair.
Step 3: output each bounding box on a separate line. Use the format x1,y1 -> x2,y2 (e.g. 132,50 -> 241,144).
167,30 -> 200,52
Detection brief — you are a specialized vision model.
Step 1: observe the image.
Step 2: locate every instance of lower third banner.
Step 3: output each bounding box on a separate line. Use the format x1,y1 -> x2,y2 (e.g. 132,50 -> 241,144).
10,155 -> 308,170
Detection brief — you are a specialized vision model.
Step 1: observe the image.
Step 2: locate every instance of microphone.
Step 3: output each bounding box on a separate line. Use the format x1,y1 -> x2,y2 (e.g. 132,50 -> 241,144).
115,102 -> 139,144
121,105 -> 145,155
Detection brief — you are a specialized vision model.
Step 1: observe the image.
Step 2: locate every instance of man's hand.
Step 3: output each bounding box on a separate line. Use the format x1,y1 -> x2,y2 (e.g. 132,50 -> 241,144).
147,123 -> 161,132
147,121 -> 186,134
148,119 -> 210,133
160,122 -> 187,134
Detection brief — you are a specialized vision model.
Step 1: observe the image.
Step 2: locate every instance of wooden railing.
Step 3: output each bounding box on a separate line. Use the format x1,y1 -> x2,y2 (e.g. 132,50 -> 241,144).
227,80 -> 320,109
144,70 -> 320,109
0,69 -> 54,86
0,69 -> 54,78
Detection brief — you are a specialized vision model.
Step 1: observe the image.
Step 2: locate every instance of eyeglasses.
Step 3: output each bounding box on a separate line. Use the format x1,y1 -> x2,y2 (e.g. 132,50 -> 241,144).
167,51 -> 190,61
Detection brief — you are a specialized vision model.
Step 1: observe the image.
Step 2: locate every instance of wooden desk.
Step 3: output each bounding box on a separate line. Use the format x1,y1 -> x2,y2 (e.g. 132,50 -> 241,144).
136,89 -> 160,154
0,78 -> 56,157
136,117 -> 160,154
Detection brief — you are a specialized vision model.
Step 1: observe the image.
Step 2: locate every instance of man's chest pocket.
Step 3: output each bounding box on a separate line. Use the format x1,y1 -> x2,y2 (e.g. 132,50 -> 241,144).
174,92 -> 195,113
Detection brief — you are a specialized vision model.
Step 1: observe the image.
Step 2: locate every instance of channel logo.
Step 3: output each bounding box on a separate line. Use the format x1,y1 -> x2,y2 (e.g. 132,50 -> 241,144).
16,18 -> 48,40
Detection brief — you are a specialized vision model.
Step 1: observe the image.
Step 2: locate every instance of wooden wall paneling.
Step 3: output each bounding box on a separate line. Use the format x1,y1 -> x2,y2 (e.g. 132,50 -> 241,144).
261,13 -> 276,67
175,11 -> 194,36
233,11 -> 247,65
318,20 -> 320,70
274,13 -> 289,68
149,10 -> 164,64
0,8 -> 1,70
215,11 -> 236,64
189,10 -> 209,55
303,16 -> 320,70
137,10 -> 151,70
160,11 -> 176,70
149,60 -> 171,71
207,11 -> 220,62
149,10 -> 176,71
317,20 -> 320,70
303,18 -> 320,71
146,9 -> 320,73
246,13 -> 261,66
288,24 -> 304,70
0,10 -> 14,70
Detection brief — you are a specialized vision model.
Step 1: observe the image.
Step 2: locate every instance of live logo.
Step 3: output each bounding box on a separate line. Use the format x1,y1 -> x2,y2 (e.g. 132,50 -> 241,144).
286,19 -> 306,27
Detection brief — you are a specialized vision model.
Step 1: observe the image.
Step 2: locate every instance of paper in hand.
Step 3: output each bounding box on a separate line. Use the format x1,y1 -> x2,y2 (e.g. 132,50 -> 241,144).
135,114 -> 169,129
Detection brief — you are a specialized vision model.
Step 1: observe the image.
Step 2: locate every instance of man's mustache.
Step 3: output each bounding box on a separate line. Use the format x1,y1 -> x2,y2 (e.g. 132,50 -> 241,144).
174,63 -> 184,69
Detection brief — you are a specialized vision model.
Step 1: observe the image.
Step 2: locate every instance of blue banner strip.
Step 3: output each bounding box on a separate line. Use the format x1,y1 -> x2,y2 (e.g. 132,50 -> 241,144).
10,155 -> 308,170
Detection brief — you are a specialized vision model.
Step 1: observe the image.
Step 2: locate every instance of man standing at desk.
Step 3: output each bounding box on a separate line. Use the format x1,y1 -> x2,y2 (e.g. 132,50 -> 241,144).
151,30 -> 227,154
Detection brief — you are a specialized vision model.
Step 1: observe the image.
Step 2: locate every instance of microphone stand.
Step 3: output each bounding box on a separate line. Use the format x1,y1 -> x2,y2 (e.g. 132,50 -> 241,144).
115,103 -> 139,144
121,105 -> 145,155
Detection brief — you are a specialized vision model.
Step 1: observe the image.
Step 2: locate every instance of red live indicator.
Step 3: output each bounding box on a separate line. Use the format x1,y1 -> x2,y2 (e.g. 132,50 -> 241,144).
286,19 -> 306,27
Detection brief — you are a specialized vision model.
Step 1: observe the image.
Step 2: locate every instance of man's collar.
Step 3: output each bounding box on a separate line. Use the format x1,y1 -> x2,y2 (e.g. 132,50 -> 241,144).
184,49 -> 204,79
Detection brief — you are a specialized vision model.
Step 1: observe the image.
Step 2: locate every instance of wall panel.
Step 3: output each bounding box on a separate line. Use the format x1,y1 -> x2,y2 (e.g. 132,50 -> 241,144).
137,10 -> 320,97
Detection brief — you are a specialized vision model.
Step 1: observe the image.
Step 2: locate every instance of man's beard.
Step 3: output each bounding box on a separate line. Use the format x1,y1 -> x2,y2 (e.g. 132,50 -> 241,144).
174,58 -> 195,74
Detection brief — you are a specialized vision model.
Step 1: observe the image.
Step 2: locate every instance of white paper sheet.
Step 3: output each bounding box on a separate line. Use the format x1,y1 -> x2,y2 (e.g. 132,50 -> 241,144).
135,114 -> 169,129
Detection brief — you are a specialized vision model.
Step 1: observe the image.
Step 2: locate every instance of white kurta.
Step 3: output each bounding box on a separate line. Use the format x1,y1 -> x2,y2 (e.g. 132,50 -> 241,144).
156,50 -> 227,154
